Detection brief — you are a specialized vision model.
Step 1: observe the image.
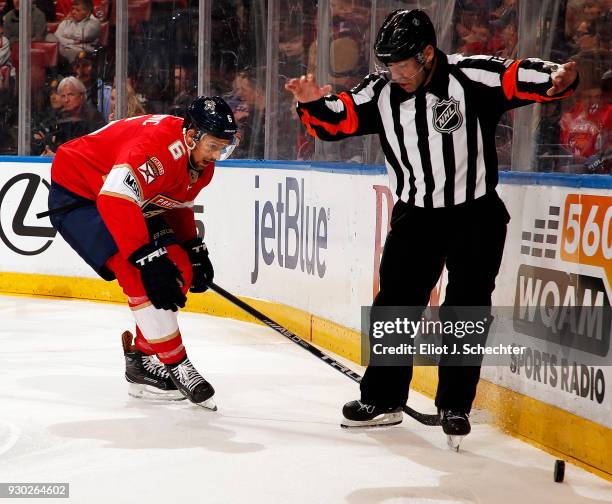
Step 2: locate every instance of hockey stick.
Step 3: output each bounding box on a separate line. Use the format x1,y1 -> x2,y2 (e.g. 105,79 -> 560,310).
208,282 -> 440,426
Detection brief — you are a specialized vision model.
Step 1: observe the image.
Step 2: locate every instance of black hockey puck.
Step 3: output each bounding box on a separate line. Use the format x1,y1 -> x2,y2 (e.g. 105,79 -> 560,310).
554,459 -> 565,482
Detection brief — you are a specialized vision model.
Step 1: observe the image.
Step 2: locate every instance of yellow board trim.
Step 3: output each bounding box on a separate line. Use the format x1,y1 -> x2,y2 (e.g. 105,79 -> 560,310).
1,271 -> 610,480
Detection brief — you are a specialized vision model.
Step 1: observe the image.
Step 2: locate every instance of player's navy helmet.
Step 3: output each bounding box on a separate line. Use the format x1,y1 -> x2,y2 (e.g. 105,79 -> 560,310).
185,96 -> 238,142
184,96 -> 239,161
374,9 -> 437,64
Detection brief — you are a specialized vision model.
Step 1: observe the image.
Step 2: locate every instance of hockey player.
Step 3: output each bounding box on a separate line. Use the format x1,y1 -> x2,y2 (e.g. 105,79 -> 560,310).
286,9 -> 578,445
48,96 -> 239,409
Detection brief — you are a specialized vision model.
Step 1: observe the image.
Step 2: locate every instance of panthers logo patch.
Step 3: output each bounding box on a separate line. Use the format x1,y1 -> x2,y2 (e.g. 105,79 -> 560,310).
138,157 -> 165,184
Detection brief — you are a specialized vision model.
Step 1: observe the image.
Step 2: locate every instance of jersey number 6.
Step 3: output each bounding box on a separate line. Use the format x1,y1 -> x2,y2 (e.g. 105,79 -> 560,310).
168,140 -> 187,161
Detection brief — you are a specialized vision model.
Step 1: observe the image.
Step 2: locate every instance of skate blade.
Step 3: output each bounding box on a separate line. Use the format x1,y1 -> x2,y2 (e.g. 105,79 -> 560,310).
194,397 -> 218,411
128,383 -> 186,402
447,434 -> 465,451
341,411 -> 403,429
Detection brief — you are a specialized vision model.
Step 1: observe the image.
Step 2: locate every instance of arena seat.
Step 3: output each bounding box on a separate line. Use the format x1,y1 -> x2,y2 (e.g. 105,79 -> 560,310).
10,43 -> 50,70
129,0 -> 151,28
31,42 -> 59,68
47,22 -> 60,33
9,44 -> 47,93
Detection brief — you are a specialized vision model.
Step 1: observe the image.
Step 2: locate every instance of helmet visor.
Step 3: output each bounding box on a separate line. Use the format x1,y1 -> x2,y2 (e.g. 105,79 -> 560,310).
218,136 -> 238,161
198,133 -> 239,161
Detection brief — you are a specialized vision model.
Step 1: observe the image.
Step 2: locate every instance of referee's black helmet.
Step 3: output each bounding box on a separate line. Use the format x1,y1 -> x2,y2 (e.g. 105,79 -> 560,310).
374,9 -> 437,64
184,96 -> 238,142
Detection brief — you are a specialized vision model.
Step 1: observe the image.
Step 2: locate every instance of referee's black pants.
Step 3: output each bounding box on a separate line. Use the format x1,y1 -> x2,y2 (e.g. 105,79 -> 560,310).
360,192 -> 510,412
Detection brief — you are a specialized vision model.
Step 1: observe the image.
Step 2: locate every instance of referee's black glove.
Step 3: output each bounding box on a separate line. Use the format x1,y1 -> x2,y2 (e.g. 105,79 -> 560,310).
129,243 -> 186,311
182,237 -> 214,293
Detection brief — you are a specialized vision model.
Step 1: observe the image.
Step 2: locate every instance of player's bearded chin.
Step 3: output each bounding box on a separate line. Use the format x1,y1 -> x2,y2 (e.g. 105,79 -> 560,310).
188,155 -> 203,183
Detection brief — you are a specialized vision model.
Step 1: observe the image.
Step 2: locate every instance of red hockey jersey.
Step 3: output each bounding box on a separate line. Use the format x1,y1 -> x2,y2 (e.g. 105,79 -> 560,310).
51,114 -> 214,257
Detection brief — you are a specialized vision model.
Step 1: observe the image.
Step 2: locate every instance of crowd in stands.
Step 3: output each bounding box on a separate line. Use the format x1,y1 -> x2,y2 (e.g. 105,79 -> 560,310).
0,0 -> 609,173
533,0 -> 611,173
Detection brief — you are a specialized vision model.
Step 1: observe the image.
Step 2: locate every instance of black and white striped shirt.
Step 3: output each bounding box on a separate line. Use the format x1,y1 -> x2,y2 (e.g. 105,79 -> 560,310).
297,50 -> 577,208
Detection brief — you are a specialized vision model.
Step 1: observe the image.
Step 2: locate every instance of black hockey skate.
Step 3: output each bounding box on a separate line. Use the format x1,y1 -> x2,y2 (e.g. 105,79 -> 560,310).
341,400 -> 403,428
439,409 -> 471,451
122,331 -> 185,401
165,357 -> 217,410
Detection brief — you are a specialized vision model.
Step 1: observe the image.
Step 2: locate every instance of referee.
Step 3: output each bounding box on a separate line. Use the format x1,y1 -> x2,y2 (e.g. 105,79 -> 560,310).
285,9 -> 578,437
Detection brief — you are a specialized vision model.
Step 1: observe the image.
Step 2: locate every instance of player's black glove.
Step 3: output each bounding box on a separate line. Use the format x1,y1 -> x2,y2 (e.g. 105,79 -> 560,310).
129,243 -> 186,311
182,237 -> 214,293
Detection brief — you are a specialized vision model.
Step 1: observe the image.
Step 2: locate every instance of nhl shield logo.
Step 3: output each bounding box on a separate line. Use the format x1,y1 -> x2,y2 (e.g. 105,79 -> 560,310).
432,98 -> 463,134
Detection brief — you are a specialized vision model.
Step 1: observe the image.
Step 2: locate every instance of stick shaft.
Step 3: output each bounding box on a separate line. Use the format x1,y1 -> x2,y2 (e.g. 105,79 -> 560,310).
208,282 -> 440,426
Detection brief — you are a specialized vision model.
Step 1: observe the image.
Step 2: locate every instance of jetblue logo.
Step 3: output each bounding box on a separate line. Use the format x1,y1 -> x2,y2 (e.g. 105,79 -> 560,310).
433,97 -> 462,134
251,176 -> 328,284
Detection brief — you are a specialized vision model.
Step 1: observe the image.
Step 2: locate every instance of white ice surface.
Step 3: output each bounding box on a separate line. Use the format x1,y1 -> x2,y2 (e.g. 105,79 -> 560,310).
0,295 -> 610,504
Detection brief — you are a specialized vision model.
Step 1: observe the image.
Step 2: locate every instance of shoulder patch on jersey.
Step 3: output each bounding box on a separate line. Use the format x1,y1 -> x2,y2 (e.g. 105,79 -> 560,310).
138,157 -> 165,184
432,97 -> 463,134
101,165 -> 143,202
123,172 -> 141,200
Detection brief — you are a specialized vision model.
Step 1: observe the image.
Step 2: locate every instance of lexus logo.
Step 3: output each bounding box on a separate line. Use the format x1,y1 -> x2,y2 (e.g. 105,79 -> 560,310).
0,173 -> 57,255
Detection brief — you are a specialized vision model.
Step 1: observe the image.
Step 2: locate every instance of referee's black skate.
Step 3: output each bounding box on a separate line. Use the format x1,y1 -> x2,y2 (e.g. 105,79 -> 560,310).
165,357 -> 217,410
341,400 -> 403,428
122,331 -> 185,401
439,409 -> 471,451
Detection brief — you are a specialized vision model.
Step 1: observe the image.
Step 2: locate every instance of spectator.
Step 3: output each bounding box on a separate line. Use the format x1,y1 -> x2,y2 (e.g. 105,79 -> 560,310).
560,81 -> 611,164
0,28 -> 10,68
72,51 -> 111,118
304,7 -> 370,162
279,33 -> 307,79
490,0 -> 517,28
0,27 -> 11,93
573,19 -> 604,53
169,64 -> 196,116
50,0 -> 100,64
0,0 -> 14,19
454,3 -> 481,49
457,20 -> 491,55
495,21 -> 518,59
32,79 -> 64,155
231,67 -> 265,158
48,78 -> 63,111
40,76 -> 105,155
278,23 -> 310,159
55,0 -> 108,21
584,1 -> 605,22
108,83 -> 146,121
330,0 -> 369,24
3,0 -> 47,43
564,0 -> 605,43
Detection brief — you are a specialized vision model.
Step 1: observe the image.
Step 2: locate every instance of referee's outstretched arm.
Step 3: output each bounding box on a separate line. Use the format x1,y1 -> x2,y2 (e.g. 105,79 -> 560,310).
285,56 -> 578,143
